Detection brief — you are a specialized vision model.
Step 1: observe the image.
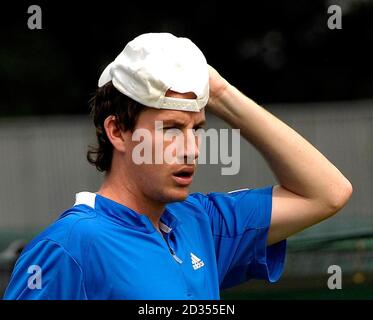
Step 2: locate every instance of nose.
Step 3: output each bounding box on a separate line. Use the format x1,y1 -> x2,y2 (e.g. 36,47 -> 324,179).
183,129 -> 200,164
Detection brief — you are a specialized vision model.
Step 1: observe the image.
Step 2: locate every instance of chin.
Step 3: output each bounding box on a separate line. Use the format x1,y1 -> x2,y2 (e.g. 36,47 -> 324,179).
161,187 -> 190,203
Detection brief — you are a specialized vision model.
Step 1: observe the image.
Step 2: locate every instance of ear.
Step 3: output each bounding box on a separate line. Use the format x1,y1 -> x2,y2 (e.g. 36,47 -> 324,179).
103,115 -> 126,153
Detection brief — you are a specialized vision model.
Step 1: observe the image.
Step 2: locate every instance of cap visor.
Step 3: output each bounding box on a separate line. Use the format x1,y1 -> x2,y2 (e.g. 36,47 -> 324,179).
98,62 -> 113,87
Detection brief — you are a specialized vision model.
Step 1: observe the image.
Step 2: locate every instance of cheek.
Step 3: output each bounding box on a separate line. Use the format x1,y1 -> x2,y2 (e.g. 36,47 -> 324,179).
133,164 -> 169,185
136,166 -> 174,198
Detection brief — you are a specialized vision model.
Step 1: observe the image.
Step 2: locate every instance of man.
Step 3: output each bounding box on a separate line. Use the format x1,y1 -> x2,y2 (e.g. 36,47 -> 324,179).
4,33 -> 352,300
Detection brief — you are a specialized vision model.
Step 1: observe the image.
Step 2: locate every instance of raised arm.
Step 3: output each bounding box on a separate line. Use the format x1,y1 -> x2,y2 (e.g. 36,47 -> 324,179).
207,66 -> 353,245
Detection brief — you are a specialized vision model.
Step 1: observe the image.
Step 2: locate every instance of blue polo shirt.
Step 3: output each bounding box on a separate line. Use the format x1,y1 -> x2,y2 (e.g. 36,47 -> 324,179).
3,186 -> 286,300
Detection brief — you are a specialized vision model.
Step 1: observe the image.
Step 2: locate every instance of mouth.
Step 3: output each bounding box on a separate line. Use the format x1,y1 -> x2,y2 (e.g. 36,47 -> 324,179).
172,166 -> 195,186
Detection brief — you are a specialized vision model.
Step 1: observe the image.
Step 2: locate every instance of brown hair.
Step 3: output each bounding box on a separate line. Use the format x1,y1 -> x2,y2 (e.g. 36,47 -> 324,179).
87,82 -> 145,172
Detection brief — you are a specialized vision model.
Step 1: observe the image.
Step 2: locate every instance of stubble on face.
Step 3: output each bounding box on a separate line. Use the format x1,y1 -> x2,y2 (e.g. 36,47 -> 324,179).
122,107 -> 206,204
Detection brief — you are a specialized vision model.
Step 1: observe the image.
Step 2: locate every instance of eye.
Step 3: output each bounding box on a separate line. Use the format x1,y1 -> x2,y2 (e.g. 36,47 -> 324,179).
193,126 -> 205,134
163,127 -> 183,136
163,126 -> 181,132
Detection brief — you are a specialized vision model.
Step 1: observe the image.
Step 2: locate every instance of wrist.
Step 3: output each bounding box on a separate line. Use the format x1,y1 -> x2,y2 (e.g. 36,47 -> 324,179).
207,82 -> 232,113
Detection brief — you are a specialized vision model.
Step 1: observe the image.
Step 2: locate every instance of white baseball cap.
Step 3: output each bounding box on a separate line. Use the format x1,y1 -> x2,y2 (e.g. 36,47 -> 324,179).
98,33 -> 209,112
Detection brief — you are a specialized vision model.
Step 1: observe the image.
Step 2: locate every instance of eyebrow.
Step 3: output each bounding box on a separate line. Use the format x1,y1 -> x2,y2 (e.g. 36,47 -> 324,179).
160,119 -> 206,128
194,120 -> 206,128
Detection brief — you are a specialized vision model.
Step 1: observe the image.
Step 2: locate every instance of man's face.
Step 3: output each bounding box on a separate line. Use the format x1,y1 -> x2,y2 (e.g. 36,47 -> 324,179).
122,105 -> 206,204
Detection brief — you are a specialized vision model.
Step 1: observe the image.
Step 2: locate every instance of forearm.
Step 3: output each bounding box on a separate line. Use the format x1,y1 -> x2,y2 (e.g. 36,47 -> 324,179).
209,84 -> 352,208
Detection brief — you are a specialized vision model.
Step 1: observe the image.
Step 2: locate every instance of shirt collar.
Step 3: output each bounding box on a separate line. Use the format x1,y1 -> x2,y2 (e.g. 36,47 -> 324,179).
73,192 -> 180,233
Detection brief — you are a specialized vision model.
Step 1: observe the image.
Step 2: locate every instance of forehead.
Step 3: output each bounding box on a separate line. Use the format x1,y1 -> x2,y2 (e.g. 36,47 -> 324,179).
138,108 -> 206,126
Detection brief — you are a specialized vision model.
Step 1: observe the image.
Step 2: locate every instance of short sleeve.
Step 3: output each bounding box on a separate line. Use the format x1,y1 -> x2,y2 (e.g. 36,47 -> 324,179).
3,240 -> 87,300
189,186 -> 286,289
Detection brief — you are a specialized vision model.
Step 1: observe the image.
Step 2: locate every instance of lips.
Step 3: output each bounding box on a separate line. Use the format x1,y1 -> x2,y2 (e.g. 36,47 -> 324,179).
172,166 -> 195,186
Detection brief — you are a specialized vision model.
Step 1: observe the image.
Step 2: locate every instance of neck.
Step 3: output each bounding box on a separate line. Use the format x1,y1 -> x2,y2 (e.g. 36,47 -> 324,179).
97,171 -> 165,232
